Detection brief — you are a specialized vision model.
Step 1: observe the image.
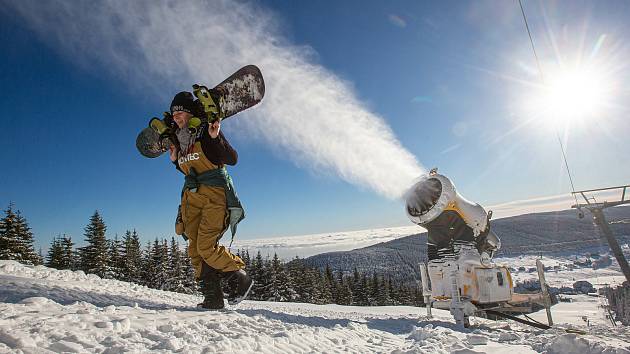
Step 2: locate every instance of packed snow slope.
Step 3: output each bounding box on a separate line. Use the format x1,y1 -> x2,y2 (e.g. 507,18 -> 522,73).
1,260 -> 629,353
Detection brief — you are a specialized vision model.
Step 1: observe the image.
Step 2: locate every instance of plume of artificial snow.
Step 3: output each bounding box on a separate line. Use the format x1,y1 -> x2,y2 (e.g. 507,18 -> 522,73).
7,0 -> 424,197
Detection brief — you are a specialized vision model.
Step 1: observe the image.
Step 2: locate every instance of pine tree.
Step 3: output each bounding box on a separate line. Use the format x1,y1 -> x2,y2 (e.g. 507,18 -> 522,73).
140,241 -> 153,286
324,264 -> 336,303
370,273 -> 386,306
78,211 -> 110,277
351,268 -> 363,305
37,247 -> 44,266
59,235 -> 76,270
0,203 -> 19,260
46,236 -> 64,269
146,238 -> 170,289
287,257 -> 311,303
181,249 -> 197,294
249,251 -> 272,300
358,273 -> 370,306
242,249 -> 251,267
14,210 -> 40,265
307,268 -> 324,304
317,268 -> 333,304
107,234 -> 124,279
268,253 -> 295,302
398,284 -> 412,305
387,278 -> 399,305
165,236 -> 189,293
335,270 -> 353,305
0,205 -> 39,264
121,230 -> 143,283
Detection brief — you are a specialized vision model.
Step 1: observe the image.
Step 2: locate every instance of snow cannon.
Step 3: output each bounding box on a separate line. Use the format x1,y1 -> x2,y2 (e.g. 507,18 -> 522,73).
406,169 -> 552,329
404,168 -> 499,260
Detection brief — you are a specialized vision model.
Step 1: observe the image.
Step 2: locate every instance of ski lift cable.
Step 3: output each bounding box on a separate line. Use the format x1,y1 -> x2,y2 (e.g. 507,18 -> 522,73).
517,0 -> 580,208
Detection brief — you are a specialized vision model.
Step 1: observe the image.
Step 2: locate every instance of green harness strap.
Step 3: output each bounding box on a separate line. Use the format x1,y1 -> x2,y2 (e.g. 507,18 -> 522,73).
183,167 -> 245,245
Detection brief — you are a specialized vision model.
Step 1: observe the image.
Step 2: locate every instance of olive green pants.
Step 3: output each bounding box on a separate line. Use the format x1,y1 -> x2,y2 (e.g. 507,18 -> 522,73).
181,185 -> 245,279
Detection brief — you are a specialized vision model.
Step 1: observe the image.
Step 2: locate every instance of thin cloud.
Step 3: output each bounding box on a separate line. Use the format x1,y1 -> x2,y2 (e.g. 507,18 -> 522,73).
7,0 -> 424,199
440,143 -> 462,154
411,95 -> 432,103
388,14 -> 407,28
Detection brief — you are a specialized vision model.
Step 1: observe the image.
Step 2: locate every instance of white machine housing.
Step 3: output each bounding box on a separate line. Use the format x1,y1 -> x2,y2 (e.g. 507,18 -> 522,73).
427,248 -> 513,306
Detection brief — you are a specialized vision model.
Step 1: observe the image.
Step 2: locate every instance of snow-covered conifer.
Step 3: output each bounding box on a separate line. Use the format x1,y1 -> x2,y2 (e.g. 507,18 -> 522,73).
357,273 -> 370,306
335,270 -> 353,305
46,237 -> 64,269
165,236 -> 190,293
387,277 -> 399,305
0,205 -> 40,265
107,234 -> 124,279
181,249 -> 197,294
250,251 -> 272,300
351,268 -> 363,305
1,204 -> 20,261
145,238 -> 169,289
121,230 -> 143,283
317,268 -> 333,304
59,235 -> 76,270
78,211 -> 109,278
269,253 -> 296,302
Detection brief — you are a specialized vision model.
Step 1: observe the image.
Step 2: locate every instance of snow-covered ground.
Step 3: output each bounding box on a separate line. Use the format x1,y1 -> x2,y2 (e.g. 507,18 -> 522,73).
1,259 -> 629,353
495,255 -> 628,288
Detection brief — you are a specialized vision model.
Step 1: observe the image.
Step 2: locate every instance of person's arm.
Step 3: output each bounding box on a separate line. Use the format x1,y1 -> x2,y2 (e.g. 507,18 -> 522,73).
202,122 -> 238,166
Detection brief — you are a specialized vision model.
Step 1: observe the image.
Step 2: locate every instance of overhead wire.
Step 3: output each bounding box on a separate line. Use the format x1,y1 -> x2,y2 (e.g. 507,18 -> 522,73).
517,0 -> 580,208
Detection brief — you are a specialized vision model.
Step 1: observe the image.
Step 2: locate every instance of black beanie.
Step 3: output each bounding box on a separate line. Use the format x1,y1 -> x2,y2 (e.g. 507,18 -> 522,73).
170,91 -> 195,114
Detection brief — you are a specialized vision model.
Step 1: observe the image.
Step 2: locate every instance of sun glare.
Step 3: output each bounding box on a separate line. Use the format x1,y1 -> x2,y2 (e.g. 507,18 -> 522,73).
541,67 -> 609,126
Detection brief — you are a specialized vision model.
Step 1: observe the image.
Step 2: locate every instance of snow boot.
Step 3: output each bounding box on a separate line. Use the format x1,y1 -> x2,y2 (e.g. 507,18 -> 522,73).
223,269 -> 254,306
197,263 -> 225,310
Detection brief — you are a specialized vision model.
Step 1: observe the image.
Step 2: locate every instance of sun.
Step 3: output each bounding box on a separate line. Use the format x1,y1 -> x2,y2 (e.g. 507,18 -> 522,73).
540,66 -> 609,126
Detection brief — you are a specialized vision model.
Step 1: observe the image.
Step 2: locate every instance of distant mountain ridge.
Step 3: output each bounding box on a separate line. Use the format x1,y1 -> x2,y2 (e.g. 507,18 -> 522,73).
303,206 -> 630,284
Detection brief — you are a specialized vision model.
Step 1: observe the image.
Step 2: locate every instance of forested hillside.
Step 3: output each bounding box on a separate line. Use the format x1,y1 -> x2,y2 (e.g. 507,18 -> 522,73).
304,206 -> 630,284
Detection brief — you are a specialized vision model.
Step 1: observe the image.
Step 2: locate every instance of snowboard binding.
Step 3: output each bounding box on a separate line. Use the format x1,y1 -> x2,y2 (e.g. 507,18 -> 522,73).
193,84 -> 224,123
148,114 -> 176,153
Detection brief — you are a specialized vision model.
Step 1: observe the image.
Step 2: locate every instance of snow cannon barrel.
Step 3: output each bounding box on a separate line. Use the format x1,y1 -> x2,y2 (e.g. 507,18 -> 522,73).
404,169 -> 488,237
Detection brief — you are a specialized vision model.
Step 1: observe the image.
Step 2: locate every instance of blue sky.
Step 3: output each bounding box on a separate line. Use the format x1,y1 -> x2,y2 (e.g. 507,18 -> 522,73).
1,0 -> 629,251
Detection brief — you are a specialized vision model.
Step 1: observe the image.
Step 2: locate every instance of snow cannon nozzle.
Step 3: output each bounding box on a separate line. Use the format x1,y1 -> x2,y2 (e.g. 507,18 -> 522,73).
405,171 -> 489,236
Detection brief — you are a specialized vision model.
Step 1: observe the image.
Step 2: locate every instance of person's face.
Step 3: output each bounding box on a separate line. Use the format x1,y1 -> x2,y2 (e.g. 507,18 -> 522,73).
173,111 -> 193,129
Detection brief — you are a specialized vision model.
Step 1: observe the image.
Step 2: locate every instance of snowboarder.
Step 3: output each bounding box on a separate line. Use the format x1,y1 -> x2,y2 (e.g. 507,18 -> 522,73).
167,91 -> 253,309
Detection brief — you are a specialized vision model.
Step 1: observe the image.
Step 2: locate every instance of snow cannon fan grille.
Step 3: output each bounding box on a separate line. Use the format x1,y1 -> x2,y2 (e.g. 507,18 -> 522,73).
406,178 -> 442,218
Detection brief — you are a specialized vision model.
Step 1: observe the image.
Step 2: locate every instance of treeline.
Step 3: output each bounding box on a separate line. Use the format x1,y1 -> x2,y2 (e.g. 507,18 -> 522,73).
1,204 -> 424,307
237,251 -> 425,307
45,211 -> 197,294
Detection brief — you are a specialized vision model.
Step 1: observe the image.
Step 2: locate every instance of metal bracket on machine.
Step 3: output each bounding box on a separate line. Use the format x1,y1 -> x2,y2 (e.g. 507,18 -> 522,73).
419,262 -> 432,318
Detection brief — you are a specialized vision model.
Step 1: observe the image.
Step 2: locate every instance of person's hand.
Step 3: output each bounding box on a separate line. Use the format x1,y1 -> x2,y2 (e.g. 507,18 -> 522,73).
209,120 -> 221,139
169,144 -> 178,162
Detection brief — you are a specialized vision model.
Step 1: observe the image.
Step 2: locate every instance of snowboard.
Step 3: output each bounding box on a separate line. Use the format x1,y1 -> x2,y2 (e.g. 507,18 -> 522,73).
136,65 -> 265,158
